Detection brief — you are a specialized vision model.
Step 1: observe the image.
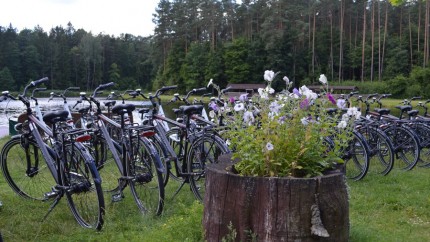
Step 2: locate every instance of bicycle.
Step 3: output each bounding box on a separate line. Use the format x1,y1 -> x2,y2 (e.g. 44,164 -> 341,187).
78,83 -> 165,215
1,77 -> 105,230
129,86 -> 230,201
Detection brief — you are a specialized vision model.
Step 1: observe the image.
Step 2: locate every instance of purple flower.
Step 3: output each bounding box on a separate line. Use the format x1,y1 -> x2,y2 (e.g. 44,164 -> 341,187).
239,93 -> 249,102
209,102 -> 218,111
327,93 -> 336,105
300,98 -> 309,109
293,88 -> 301,97
229,97 -> 235,103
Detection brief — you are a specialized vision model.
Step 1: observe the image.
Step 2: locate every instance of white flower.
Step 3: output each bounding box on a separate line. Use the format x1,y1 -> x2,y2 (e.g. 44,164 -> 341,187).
264,70 -> 275,82
266,142 -> 274,151
207,78 -> 213,88
225,139 -> 231,146
337,120 -> 348,129
337,99 -> 346,109
283,76 -> 290,86
269,101 -> 282,114
209,110 -> 216,118
268,87 -> 275,94
258,88 -> 269,99
301,117 -> 309,125
234,103 -> 245,112
239,93 -> 248,102
299,85 -> 318,100
347,107 -> 361,119
342,114 -> 350,122
319,74 -> 328,85
243,111 -> 254,125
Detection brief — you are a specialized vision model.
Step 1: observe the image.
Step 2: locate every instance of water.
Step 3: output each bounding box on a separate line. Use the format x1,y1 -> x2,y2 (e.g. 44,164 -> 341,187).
0,97 -> 195,137
0,98 -> 161,137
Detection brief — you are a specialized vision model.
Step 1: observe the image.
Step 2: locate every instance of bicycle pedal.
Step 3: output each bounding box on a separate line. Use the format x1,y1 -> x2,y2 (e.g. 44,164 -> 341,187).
44,190 -> 59,199
111,193 -> 124,202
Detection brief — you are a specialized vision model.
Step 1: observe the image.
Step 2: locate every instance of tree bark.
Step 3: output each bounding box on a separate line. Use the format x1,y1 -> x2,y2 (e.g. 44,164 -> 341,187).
203,157 -> 350,242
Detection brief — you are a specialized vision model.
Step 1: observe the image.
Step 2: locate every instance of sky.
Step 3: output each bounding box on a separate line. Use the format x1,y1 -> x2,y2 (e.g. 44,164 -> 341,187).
0,0 -> 160,37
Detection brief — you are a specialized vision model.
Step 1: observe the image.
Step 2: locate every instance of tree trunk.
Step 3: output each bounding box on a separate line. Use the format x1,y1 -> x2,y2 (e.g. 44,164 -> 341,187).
203,158 -> 349,242
361,2 -> 367,82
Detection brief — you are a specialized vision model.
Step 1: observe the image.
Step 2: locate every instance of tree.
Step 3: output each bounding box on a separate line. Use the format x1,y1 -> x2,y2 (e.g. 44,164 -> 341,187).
0,67 -> 15,91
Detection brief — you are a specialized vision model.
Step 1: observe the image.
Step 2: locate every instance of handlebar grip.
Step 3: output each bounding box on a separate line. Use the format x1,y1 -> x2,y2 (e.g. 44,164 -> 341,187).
32,77 -> 49,86
412,96 -> 422,100
160,85 -> 178,92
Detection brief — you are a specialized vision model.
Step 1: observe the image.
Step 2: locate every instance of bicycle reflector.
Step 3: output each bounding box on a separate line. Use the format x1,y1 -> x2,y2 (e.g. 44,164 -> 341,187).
75,134 -> 91,142
140,131 -> 155,137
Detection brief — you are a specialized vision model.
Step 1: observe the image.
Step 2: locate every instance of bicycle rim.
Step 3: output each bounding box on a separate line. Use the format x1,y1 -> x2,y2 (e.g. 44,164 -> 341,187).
128,138 -> 164,216
187,134 -> 230,201
343,132 -> 369,181
1,137 -> 55,201
63,143 -> 105,230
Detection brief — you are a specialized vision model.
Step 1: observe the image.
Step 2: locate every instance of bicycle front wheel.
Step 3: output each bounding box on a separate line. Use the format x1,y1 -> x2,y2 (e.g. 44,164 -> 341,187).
343,131 -> 370,181
62,143 -> 105,230
128,137 -> 164,216
384,125 -> 420,170
1,136 -> 55,201
187,134 -> 230,201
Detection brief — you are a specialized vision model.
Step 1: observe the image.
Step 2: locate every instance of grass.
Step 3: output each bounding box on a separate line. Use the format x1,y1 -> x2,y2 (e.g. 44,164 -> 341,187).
1,126 -> 430,241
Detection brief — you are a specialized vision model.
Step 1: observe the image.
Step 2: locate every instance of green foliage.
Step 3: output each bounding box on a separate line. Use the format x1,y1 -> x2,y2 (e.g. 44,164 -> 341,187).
223,38 -> 251,84
222,72 -> 355,177
0,67 -> 15,91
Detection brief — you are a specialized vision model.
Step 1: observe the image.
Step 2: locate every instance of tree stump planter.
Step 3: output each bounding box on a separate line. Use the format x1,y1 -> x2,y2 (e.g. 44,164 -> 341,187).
203,155 -> 349,242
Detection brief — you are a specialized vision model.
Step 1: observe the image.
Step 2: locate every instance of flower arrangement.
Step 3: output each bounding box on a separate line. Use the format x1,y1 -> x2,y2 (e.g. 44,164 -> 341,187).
211,71 -> 360,178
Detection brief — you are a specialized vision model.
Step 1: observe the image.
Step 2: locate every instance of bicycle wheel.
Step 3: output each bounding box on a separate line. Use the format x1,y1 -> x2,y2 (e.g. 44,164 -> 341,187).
150,133 -> 173,186
1,137 -> 56,201
342,131 -> 370,181
165,127 -> 186,182
92,135 -> 123,193
411,123 -> 430,167
62,143 -> 105,230
383,125 -> 420,170
128,137 -> 164,216
187,133 -> 230,201
361,127 -> 395,175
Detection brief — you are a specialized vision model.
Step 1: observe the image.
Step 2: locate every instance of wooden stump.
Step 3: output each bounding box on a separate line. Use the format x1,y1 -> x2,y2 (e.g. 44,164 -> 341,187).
203,155 -> 349,242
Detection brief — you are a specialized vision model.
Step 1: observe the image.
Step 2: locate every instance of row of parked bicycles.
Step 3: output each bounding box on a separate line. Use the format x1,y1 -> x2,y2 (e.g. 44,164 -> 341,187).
1,77 -> 429,230
336,92 -> 430,181
0,78 -> 231,230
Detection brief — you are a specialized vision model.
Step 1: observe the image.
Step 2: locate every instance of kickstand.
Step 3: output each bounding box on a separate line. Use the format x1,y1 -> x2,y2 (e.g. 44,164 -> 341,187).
170,179 -> 187,200
41,194 -> 62,222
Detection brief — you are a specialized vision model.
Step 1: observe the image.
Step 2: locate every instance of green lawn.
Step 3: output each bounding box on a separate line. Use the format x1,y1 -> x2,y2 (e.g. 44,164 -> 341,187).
1,134 -> 430,241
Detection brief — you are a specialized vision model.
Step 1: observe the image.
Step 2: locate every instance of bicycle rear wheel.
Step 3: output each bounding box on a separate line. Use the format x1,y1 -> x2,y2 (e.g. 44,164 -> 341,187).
128,137 -> 165,216
384,125 -> 420,170
361,127 -> 395,175
62,143 -> 105,230
1,137 -> 55,201
187,134 -> 230,201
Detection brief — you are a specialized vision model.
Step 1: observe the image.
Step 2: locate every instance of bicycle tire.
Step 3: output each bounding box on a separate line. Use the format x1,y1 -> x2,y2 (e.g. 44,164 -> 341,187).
128,137 -> 165,216
343,130 -> 370,181
359,126 -> 395,175
91,135 -> 123,193
62,142 -> 105,230
165,127 -> 186,182
383,125 -> 420,170
150,133 -> 171,186
1,136 -> 56,201
187,133 -> 230,201
410,122 -> 430,167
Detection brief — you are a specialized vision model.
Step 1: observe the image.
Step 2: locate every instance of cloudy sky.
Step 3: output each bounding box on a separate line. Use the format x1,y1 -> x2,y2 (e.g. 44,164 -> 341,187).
0,0 -> 159,37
